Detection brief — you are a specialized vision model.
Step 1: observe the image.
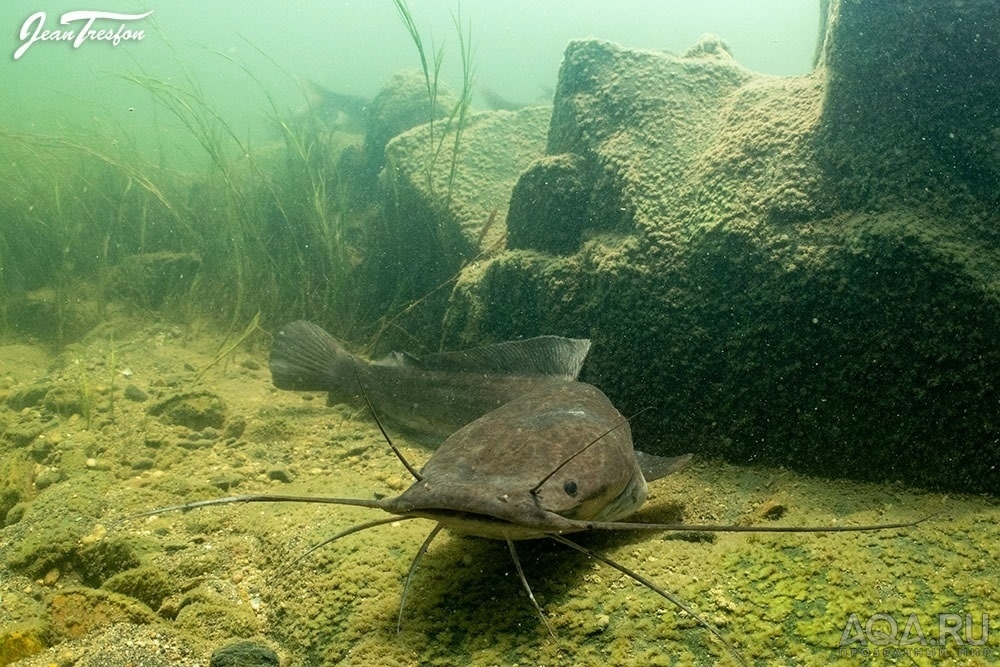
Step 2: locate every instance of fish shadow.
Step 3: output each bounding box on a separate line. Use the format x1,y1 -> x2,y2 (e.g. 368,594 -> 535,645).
396,499 -> 704,637
398,533 -> 594,636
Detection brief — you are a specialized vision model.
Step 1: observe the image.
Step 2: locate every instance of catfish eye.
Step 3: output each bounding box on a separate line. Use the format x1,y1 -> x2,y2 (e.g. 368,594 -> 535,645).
563,480 -> 578,496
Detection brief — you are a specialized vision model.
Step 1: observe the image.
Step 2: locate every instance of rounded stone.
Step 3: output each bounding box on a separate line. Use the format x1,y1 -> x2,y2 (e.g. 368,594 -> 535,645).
209,641 -> 279,667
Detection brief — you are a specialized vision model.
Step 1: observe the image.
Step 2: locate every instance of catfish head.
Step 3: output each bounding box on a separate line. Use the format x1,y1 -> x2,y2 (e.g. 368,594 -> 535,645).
382,381 -> 687,539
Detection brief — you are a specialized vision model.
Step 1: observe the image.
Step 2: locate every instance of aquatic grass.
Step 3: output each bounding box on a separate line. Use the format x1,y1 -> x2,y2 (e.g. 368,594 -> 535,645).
0,126 -> 196,340
392,0 -> 477,205
213,36 -> 368,332
77,360 -> 94,430
393,0 -> 445,194
116,22 -> 293,328
446,6 -> 476,202
119,71 -> 260,327
0,19 -> 458,347
110,24 -> 385,339
352,0 -> 479,350
107,335 -> 117,421
192,310 -> 262,386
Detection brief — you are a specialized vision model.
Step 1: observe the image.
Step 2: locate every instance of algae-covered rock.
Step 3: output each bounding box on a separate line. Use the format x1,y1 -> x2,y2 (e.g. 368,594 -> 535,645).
41,382 -> 89,418
76,537 -> 142,587
102,565 -> 174,611
0,591 -> 50,666
415,5 -> 999,493
173,602 -> 258,641
6,521 -> 83,579
363,69 -> 457,178
1,412 -> 45,448
0,452 -> 34,524
108,252 -> 203,310
507,153 -> 595,254
47,588 -> 158,641
383,105 -> 552,259
210,641 -> 280,667
149,392 -> 228,430
365,105 -> 551,343
0,626 -> 48,666
3,383 -> 49,412
819,0 -> 1000,208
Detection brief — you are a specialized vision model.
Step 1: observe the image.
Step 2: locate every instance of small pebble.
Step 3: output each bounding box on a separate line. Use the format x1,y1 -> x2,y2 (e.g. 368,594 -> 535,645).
85,458 -> 97,469
267,466 -> 294,483
80,524 -> 107,545
757,499 -> 788,520
210,641 -> 279,667
124,384 -> 149,402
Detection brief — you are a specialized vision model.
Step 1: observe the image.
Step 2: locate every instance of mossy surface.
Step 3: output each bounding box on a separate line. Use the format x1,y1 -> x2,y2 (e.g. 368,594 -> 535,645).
0,2 -> 996,664
430,12 -> 999,493
0,626 -> 48,667
0,314 -> 996,666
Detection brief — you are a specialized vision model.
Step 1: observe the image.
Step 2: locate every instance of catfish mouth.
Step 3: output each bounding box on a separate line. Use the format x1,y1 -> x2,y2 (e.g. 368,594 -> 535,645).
400,506 -> 576,541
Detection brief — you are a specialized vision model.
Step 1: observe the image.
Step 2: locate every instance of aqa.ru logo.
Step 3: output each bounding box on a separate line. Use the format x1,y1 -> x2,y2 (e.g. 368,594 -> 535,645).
14,10 -> 153,60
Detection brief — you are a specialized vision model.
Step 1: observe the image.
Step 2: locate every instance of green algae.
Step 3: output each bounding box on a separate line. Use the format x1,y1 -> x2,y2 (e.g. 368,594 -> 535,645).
6,521 -> 88,580
47,588 -> 159,641
0,626 -> 47,667
101,565 -> 174,611
1,317 -> 997,667
0,452 -> 34,524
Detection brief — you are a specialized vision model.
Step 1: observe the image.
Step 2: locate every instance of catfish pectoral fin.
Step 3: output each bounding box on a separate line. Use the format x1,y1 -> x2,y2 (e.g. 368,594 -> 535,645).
635,451 -> 693,483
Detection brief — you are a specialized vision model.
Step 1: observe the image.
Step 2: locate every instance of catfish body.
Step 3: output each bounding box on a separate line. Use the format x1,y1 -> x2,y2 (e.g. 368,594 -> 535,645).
384,381 -> 691,540
269,321 -> 592,441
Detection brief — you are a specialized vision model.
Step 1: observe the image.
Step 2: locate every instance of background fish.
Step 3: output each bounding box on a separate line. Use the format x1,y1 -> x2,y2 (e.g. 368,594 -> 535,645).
298,78 -> 370,133
269,320 -> 591,441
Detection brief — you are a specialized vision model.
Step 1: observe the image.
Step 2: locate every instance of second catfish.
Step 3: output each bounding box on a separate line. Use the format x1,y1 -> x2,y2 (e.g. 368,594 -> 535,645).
268,320 -> 593,441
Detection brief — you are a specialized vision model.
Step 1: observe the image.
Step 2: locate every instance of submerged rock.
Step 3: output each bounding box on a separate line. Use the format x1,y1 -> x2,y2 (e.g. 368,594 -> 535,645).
148,392 -> 228,431
48,588 -> 159,641
210,641 -> 280,667
377,2 -> 998,492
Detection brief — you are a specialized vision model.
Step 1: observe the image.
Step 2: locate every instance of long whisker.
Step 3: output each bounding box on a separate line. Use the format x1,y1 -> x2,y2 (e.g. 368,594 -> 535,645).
122,493 -> 391,522
398,523 -> 444,634
271,516 -> 415,582
530,417 -> 630,495
506,537 -> 555,639
353,363 -> 423,481
548,533 -> 747,667
570,514 -> 931,534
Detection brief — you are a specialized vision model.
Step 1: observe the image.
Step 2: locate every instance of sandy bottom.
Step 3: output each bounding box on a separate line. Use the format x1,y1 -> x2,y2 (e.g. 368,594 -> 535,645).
0,315 -> 996,666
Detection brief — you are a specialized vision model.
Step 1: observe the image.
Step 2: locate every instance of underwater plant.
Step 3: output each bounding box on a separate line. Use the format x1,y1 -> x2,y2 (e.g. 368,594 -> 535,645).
392,0 -> 476,205
119,44 -> 367,338
0,126 -> 191,341
0,10 -> 471,349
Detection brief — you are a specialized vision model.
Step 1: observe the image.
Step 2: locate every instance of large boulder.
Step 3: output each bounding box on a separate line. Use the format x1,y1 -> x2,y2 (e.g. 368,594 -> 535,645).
362,104 -> 551,344
433,2 -> 999,493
